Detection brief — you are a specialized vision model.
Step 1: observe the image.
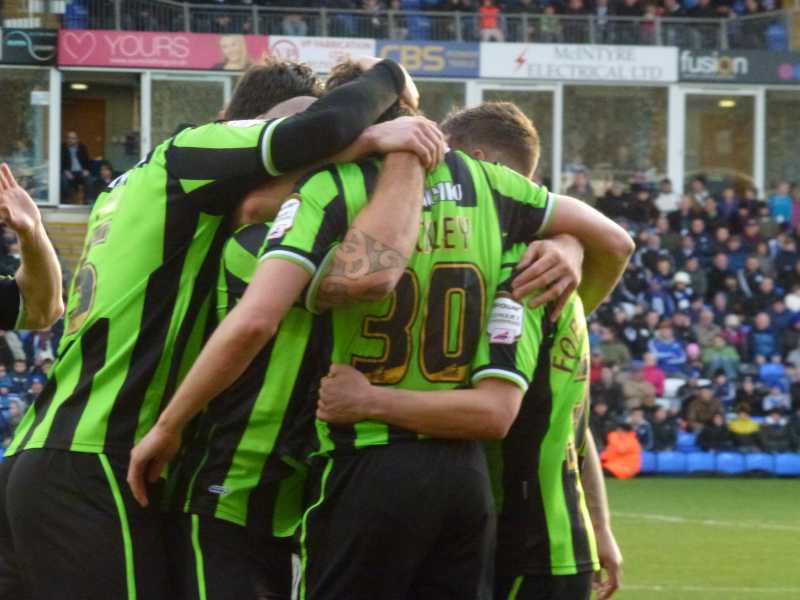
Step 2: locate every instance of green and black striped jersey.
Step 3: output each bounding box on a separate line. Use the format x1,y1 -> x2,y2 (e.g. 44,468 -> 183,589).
264,151 -> 555,455
8,118 -> 290,457
0,277 -> 22,330
171,223 -> 323,538
487,294 -> 600,577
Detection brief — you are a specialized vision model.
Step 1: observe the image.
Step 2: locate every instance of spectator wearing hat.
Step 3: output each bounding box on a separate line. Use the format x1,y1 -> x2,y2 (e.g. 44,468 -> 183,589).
686,384 -> 723,432
648,321 -> 687,377
759,409 -> 791,452
628,407 -> 654,450
670,272 -> 694,314
702,335 -> 740,381
728,404 -> 761,452
698,413 -> 734,451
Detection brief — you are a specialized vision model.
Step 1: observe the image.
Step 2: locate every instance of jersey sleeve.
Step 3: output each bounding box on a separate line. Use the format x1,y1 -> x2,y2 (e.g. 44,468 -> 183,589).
0,277 -> 22,330
260,167 -> 349,277
481,161 -> 557,247
471,244 -> 546,392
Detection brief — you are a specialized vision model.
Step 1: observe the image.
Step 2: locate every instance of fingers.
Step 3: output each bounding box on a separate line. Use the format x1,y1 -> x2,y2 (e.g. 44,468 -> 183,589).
548,282 -> 576,322
418,122 -> 446,168
526,279 -> 568,312
0,164 -> 12,191
126,456 -> 149,508
512,264 -> 562,301
512,253 -> 556,294
514,241 -> 543,273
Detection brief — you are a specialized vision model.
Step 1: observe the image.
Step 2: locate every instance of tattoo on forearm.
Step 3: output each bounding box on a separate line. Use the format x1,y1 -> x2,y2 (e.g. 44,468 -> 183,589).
319,228 -> 408,305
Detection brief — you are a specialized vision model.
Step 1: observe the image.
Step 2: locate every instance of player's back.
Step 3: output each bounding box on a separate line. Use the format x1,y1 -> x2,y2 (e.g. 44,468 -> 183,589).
488,294 -> 599,578
301,151 -> 553,454
8,121 -> 272,457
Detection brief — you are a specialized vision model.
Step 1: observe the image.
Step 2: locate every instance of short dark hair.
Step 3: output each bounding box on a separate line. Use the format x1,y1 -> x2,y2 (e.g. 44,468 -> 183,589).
224,57 -> 323,120
325,60 -> 416,122
440,102 -> 540,177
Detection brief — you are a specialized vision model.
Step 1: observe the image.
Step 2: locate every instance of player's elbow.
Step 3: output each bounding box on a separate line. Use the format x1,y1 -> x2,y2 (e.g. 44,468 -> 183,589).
609,226 -> 635,263
350,272 -> 403,303
23,296 -> 64,330
238,311 -> 278,348
480,385 -> 523,439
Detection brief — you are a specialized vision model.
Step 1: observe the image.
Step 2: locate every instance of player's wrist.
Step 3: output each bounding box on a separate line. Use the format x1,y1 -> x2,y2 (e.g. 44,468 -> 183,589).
365,385 -> 391,420
155,412 -> 185,436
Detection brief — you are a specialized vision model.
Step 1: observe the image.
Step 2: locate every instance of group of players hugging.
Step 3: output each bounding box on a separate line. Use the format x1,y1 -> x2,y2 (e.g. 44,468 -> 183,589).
0,55 -> 633,600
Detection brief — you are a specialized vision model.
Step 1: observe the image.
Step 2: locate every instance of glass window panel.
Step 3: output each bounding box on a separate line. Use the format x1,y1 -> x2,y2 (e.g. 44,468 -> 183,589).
482,89 -> 553,186
562,85 -> 667,193
0,68 -> 51,203
417,81 -> 465,124
684,94 -> 754,192
152,78 -> 226,150
766,90 -> 800,190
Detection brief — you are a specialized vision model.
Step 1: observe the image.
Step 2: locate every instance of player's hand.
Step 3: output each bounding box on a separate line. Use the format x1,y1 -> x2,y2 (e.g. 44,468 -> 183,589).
354,55 -> 419,109
366,117 -> 447,170
0,163 -> 42,241
511,234 -> 583,321
127,423 -> 182,507
593,525 -> 623,600
317,364 -> 373,424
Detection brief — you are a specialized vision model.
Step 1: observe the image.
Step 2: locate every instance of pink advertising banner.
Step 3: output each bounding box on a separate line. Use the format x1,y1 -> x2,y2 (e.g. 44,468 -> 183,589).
58,30 -> 270,70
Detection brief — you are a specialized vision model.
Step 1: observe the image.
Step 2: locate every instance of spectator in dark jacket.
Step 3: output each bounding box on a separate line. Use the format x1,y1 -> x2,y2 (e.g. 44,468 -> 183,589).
591,367 -> 626,417
590,399 -> 616,451
698,413 -> 734,451
629,407 -> 654,450
650,406 -> 678,450
748,313 -> 779,361
61,130 -> 92,202
759,409 -> 792,452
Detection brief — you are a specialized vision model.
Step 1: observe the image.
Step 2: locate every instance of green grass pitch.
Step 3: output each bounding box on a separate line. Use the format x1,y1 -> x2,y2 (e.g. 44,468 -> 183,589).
606,477 -> 800,599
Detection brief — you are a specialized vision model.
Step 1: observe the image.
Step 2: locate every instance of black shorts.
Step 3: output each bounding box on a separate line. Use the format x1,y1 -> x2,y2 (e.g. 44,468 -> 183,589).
167,512 -> 293,600
301,439 -> 495,600
0,448 -> 170,600
495,572 -> 593,600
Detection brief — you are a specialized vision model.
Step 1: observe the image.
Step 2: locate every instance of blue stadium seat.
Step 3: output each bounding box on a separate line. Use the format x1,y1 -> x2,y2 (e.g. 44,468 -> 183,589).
640,451 -> 657,474
656,451 -> 687,474
686,451 -> 715,473
774,453 -> 800,476
745,453 -> 775,474
676,431 -> 700,453
715,452 -> 745,475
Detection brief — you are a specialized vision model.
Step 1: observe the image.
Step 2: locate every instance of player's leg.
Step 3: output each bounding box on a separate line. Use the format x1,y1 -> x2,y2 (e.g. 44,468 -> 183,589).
6,449 -> 170,600
168,512 -> 261,600
409,440 -> 496,600
0,455 -> 30,598
300,444 -> 444,600
495,573 -> 593,600
250,532 -> 293,600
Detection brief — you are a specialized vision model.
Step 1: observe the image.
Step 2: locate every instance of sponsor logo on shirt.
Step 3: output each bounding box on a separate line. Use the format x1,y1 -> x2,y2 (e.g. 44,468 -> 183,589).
208,485 -> 230,496
268,195 -> 301,241
488,296 -> 523,344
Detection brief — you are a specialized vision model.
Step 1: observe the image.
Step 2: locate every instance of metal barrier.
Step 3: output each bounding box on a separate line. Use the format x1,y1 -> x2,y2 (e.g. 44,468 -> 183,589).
1,0 -> 795,51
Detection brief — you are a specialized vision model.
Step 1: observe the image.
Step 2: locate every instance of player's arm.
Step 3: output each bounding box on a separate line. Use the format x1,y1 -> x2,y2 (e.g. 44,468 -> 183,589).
513,194 -> 634,316
581,419 -> 623,600
312,152 -> 425,311
318,367 -> 523,440
0,164 -> 63,330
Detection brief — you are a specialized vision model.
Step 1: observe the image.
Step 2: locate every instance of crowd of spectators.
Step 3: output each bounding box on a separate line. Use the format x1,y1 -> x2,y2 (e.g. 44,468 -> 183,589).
585,171 -> 800,457
60,0 -> 789,49
0,225 -> 63,449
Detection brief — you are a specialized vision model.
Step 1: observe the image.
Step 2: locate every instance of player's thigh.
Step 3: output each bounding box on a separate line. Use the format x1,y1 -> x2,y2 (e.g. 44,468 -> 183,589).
6,449 -> 170,600
250,532 -> 293,600
495,573 -> 593,600
301,447 -> 443,600
411,440 -> 496,600
169,513 -> 260,600
0,455 -> 29,599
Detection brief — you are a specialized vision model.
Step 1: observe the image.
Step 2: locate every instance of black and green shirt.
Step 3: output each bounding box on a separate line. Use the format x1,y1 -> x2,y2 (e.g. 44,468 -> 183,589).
171,223 -> 323,538
265,151 -> 556,455
9,120 -> 288,458
487,294 -> 599,578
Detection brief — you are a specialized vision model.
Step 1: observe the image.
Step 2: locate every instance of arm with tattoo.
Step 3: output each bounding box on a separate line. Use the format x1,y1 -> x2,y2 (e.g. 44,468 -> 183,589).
316,152 -> 424,311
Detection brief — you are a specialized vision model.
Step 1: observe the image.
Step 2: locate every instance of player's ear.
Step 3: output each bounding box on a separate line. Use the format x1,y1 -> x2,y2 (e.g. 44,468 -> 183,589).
470,147 -> 487,162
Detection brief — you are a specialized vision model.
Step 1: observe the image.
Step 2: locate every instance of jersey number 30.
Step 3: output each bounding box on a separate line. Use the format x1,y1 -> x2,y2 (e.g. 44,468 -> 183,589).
353,263 -> 485,384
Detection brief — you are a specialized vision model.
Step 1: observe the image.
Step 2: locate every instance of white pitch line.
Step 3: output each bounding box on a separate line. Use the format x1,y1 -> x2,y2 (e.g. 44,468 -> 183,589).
613,511 -> 800,533
624,584 -> 800,595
